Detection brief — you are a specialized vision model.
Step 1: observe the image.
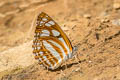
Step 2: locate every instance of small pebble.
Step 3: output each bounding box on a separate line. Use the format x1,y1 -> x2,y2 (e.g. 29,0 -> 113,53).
88,60 -> 92,63
100,11 -> 109,17
113,0 -> 120,9
62,25 -> 69,31
114,3 -> 120,9
101,18 -> 110,23
0,13 -> 5,17
112,19 -> 120,26
83,14 -> 91,19
75,68 -> 80,72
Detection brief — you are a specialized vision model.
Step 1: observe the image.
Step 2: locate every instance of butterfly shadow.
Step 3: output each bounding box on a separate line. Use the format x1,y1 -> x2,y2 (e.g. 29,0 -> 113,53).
49,60 -> 85,72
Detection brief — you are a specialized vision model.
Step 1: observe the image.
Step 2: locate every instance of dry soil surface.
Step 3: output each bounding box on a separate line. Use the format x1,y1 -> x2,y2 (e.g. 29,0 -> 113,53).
0,0 -> 120,80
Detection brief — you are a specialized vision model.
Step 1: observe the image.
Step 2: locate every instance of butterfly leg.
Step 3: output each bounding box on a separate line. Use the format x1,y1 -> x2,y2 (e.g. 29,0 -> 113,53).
73,52 -> 81,65
60,69 -> 65,76
65,62 -> 67,69
46,67 -> 49,71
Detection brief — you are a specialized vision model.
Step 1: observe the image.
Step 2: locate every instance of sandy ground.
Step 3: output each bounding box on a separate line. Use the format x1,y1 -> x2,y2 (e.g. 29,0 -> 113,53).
0,0 -> 120,80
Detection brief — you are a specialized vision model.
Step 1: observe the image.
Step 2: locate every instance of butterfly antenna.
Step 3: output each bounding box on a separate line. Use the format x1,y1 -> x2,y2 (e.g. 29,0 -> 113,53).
25,14 -> 37,41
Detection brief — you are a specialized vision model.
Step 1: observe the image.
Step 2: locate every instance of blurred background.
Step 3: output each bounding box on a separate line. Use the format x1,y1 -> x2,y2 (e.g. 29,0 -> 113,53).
0,0 -> 120,80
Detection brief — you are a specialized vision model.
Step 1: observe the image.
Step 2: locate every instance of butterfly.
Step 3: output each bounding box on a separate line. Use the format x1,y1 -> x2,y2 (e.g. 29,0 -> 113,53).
32,12 -> 73,70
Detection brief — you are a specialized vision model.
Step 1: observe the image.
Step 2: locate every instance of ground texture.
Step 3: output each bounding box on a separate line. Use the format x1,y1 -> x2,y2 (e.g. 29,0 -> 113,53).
0,0 -> 120,80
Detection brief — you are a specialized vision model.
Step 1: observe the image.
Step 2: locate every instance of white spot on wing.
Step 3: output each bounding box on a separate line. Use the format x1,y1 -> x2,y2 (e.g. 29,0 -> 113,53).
40,21 -> 44,24
32,47 -> 35,50
45,23 -> 51,27
48,21 -> 55,25
38,58 -> 42,62
42,30 -> 50,34
33,53 -> 37,56
37,46 -> 41,50
40,51 -> 43,55
40,33 -> 49,36
52,30 -> 60,36
41,30 -> 50,36
37,42 -> 40,46
40,24 -> 42,26
42,18 -> 47,21
34,52 -> 39,56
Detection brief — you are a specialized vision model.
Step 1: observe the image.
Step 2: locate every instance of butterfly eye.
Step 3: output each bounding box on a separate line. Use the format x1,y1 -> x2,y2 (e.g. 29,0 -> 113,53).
32,12 -> 73,70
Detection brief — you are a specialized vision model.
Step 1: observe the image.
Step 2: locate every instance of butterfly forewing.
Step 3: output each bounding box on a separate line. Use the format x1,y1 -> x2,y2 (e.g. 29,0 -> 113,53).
32,12 -> 73,70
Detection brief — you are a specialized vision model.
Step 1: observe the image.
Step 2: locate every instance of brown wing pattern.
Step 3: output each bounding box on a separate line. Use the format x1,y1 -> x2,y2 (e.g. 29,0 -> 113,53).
32,12 -> 73,70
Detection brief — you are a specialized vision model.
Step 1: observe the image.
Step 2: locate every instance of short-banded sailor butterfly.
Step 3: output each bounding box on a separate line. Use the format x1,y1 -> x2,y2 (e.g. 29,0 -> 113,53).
32,12 -> 73,70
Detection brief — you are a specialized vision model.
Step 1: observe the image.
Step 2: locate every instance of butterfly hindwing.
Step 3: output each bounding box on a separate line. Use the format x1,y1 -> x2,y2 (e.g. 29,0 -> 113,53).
32,12 -> 73,70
